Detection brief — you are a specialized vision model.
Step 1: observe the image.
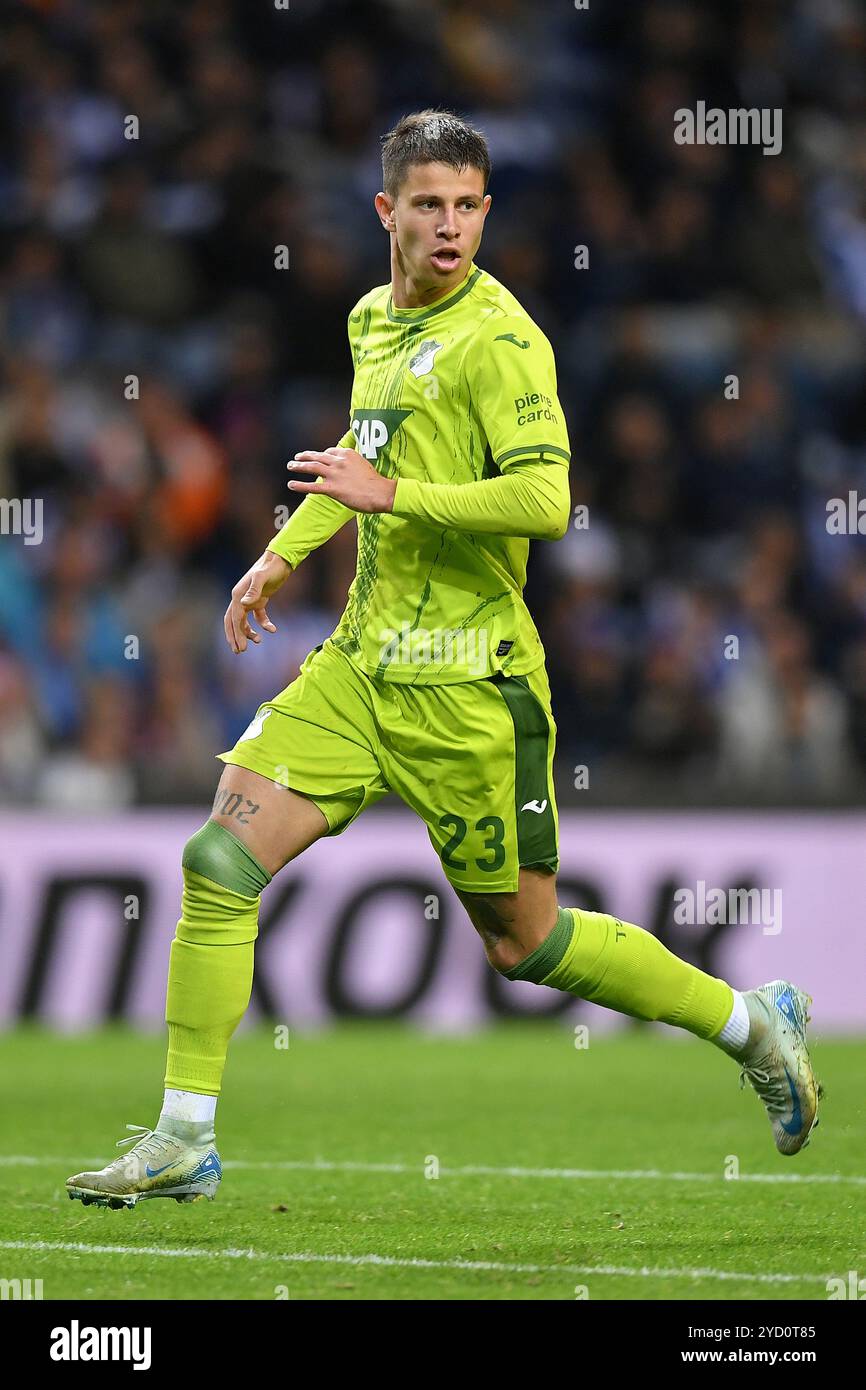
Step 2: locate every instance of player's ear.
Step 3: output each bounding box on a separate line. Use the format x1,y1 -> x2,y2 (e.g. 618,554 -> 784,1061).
482,193 -> 492,220
375,191 -> 396,232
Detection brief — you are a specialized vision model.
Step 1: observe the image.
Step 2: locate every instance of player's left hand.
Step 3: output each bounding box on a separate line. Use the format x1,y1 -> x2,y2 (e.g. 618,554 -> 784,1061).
287,447 -> 397,513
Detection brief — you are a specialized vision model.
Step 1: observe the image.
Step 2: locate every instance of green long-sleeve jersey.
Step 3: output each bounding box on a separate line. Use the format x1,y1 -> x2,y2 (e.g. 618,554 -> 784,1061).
268,261 -> 571,684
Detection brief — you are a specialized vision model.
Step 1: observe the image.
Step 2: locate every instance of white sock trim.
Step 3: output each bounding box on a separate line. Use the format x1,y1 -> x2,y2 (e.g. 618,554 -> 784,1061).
717,990 -> 750,1052
160,1088 -> 217,1126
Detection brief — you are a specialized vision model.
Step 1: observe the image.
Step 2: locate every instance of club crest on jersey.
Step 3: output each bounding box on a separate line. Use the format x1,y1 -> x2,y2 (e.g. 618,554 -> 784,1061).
351,408 -> 412,461
408,339 -> 444,378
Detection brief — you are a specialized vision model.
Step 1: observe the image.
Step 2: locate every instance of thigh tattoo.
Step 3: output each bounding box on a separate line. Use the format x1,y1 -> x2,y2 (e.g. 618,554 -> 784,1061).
212,789 -> 261,825
459,893 -> 516,951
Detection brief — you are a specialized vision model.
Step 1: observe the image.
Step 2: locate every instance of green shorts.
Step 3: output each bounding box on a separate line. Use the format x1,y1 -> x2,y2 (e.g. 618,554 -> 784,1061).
217,638 -> 559,894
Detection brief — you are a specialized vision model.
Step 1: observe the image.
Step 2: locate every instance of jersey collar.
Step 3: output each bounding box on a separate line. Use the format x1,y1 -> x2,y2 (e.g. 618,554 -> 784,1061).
386,263 -> 481,323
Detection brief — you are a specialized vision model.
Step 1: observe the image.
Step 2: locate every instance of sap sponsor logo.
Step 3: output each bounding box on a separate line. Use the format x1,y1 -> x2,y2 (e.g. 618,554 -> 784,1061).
351,409 -> 412,461
50,1320 -> 152,1370
353,417 -> 388,460
513,392 -> 558,426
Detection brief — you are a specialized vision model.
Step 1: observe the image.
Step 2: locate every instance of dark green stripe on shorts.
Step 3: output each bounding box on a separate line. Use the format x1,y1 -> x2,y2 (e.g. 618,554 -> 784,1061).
490,673 -> 557,871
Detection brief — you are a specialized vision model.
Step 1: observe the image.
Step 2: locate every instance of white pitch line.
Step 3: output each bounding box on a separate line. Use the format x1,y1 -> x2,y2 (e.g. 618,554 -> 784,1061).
0,1240 -> 835,1287
0,1155 -> 864,1185
223,1160 -> 866,1187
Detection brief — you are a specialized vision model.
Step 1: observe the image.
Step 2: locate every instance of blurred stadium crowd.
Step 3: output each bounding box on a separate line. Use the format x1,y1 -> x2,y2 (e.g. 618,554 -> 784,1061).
2,0 -> 866,807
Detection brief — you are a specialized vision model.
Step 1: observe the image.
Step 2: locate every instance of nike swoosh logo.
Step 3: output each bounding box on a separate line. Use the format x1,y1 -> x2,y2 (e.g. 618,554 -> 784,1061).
780,1067 -> 803,1136
520,799 -> 548,814
145,1160 -> 177,1178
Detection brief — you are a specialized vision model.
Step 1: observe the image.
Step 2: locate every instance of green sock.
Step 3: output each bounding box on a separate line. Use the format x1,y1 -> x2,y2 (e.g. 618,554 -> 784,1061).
505,906 -> 733,1040
164,823 -> 271,1095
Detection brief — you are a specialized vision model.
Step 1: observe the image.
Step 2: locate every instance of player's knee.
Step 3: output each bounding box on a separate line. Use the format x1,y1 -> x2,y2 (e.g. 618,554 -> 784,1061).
486,937 -> 530,975
177,820 -> 272,946
183,819 -> 272,894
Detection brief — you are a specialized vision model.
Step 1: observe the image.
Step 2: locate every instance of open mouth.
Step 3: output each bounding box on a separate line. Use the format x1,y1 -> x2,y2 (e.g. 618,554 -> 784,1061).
430,248 -> 461,272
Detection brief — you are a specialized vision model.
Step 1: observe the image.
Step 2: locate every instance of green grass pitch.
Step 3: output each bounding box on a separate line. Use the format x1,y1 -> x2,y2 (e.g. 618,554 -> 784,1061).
0,1022 -> 863,1301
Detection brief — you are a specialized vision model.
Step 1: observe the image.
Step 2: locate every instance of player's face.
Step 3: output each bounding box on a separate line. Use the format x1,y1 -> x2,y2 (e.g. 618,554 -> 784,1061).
381,161 -> 491,292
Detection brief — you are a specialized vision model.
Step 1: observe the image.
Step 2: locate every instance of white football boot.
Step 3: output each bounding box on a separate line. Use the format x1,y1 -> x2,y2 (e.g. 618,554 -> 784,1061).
736,981 -> 823,1155
66,1124 -> 222,1208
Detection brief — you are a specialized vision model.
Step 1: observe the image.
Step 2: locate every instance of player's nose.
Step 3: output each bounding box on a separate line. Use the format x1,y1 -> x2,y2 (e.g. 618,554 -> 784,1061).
436,211 -> 460,238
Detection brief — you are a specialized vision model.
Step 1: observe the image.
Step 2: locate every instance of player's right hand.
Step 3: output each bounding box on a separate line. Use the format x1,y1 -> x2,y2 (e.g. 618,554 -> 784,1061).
224,549 -> 291,653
